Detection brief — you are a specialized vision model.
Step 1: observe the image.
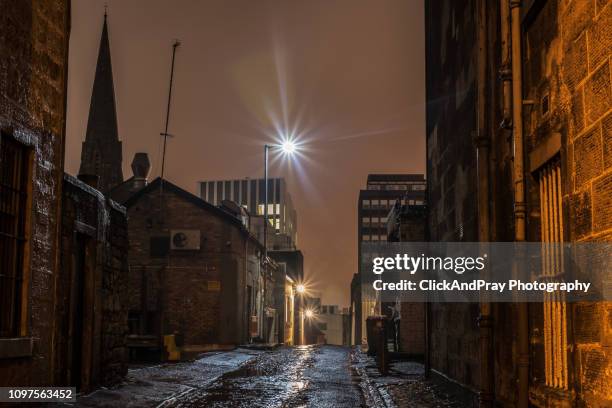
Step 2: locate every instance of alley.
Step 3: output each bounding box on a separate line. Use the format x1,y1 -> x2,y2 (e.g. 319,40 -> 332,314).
167,345 -> 364,407
72,346 -> 366,407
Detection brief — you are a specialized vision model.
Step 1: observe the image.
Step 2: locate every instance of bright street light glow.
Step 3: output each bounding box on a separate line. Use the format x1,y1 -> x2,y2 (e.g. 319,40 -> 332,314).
305,309 -> 314,319
296,284 -> 306,294
281,140 -> 297,154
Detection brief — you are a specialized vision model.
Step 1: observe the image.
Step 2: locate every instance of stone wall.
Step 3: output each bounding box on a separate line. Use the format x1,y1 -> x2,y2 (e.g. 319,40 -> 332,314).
522,1 -> 612,405
425,0 -> 483,399
425,0 -> 611,406
0,0 -> 70,386
56,175 -> 128,391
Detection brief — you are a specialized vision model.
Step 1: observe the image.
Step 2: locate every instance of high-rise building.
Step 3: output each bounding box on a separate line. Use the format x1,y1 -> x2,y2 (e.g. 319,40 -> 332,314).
78,13 -> 123,193
199,178 -> 297,249
351,174 -> 426,345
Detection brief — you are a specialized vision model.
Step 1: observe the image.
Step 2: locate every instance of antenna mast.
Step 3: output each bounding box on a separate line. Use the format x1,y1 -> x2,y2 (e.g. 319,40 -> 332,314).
160,40 -> 180,180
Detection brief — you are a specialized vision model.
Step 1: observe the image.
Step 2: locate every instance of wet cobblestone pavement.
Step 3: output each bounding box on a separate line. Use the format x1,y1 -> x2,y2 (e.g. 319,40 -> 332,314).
169,345 -> 365,408
352,350 -> 460,408
67,345 -> 460,407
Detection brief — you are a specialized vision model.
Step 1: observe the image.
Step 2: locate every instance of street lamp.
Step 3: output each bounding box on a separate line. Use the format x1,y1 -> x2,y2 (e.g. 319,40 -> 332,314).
263,140 -> 298,261
305,309 -> 314,319
296,283 -> 306,294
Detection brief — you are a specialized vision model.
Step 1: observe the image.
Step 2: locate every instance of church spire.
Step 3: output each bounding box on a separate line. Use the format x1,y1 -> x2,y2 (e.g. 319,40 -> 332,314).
79,12 -> 123,193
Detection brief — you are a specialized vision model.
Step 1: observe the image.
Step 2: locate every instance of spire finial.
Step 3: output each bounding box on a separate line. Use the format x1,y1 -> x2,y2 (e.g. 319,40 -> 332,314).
104,3 -> 108,19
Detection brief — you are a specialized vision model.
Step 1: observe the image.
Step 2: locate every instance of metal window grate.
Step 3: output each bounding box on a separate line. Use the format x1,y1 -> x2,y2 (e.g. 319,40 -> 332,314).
538,158 -> 568,389
0,135 -> 30,337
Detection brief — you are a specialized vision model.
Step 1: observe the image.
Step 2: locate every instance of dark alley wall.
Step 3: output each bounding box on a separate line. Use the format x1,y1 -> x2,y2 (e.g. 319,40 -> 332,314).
0,0 -> 70,386
425,0 -> 612,406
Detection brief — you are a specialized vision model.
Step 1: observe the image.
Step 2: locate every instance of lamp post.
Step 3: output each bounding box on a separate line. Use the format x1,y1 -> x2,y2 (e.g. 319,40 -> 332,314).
263,140 -> 297,261
262,140 -> 297,345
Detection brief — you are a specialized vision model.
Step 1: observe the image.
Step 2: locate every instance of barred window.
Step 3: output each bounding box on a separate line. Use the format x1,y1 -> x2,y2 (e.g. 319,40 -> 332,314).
538,158 -> 568,389
0,135 -> 31,337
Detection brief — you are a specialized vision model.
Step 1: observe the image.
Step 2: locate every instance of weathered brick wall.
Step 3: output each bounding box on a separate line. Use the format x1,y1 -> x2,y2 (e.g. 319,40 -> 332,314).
0,0 -> 69,386
56,176 -> 128,390
126,183 -> 258,347
522,1 -> 612,405
101,201 -> 129,386
400,303 -> 425,355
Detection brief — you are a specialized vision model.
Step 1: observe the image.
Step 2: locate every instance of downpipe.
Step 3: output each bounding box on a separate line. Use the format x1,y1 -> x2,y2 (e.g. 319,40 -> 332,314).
510,1 -> 529,407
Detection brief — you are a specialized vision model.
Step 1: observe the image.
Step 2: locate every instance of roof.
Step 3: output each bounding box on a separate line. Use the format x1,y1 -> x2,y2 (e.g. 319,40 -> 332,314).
123,177 -> 263,247
367,174 -> 425,183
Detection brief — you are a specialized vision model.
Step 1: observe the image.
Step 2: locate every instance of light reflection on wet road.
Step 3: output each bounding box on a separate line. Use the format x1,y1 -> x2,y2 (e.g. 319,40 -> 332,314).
169,345 -> 365,408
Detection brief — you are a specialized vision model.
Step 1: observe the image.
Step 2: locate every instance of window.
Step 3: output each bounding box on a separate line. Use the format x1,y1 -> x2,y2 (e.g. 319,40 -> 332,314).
371,199 -> 380,207
372,235 -> 379,241
257,203 -> 278,215
318,322 -> 327,331
362,235 -> 370,241
371,217 -> 379,226
362,217 -> 370,226
380,235 -> 387,242
150,236 -> 170,257
538,159 -> 567,390
362,200 -> 370,208
0,136 -> 30,337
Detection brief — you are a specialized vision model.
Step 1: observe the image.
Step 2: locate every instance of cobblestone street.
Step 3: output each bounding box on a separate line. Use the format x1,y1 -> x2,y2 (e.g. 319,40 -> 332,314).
68,346 -> 460,407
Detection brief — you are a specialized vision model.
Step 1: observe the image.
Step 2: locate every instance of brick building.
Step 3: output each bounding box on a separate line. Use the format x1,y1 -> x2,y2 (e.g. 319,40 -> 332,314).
111,165 -> 274,358
56,174 -> 128,390
387,202 -> 427,357
425,0 -> 611,406
0,0 -> 70,386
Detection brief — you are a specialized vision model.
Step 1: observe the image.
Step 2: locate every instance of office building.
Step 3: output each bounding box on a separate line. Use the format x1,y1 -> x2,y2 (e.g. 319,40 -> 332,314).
199,178 -> 297,249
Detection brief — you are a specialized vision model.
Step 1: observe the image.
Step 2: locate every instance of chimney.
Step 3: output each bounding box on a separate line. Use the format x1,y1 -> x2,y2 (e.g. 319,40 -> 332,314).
131,152 -> 151,189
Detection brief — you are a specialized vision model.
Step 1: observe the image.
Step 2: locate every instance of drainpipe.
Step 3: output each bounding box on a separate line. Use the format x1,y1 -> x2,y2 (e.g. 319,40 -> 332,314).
510,1 -> 529,407
475,0 -> 493,406
500,0 -> 512,129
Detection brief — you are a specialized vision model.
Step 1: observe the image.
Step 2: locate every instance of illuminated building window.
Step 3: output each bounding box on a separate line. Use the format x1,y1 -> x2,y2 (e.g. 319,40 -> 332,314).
257,203 -> 278,215
380,235 -> 387,241
362,217 -> 370,226
362,235 -> 370,241
371,199 -> 380,207
362,200 -> 371,208
0,135 -> 31,337
372,235 -> 379,241
371,217 -> 379,226
538,158 -> 568,390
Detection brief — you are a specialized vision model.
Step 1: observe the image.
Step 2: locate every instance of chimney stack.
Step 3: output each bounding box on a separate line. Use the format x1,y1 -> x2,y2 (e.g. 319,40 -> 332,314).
131,152 -> 151,189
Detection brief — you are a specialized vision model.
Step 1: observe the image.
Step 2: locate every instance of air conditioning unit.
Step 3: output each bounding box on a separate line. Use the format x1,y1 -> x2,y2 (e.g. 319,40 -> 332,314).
170,229 -> 200,250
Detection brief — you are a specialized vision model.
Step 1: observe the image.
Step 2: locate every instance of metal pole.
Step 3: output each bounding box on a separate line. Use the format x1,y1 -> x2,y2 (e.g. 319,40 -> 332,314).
161,40 -> 180,181
510,1 -> 528,406
264,144 -> 269,261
